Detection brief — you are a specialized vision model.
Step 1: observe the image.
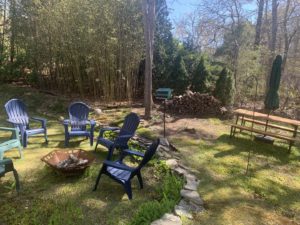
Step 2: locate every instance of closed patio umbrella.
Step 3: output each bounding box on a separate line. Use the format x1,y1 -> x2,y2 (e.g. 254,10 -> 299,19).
264,55 -> 282,112
262,55 -> 282,136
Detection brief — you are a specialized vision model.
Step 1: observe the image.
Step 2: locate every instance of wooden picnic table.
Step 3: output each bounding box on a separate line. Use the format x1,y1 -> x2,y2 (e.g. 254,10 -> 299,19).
234,109 -> 300,127
230,108 -> 300,152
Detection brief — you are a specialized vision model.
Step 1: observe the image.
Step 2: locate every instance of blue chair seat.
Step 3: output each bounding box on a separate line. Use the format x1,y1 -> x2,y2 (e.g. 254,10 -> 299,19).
69,130 -> 90,136
26,128 -> 45,135
107,165 -> 131,182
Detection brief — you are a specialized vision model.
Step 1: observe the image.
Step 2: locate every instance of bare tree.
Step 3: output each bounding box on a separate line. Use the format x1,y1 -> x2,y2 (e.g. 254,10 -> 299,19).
282,0 -> 300,72
254,0 -> 264,46
270,0 -> 278,53
142,0 -> 155,119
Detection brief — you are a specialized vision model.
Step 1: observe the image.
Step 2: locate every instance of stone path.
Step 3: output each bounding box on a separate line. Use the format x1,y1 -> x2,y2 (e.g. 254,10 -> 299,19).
150,138 -> 204,225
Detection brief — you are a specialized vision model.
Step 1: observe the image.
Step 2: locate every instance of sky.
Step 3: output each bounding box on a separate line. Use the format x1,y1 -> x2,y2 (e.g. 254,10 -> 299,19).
166,0 -> 199,24
166,0 -> 257,25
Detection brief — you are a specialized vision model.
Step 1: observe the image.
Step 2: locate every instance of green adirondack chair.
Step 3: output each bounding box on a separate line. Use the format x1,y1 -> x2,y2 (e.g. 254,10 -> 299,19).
0,127 -> 22,160
0,158 -> 20,192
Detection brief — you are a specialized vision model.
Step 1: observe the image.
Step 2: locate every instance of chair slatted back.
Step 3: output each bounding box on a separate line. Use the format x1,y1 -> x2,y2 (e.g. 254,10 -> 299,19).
119,113 -> 140,136
137,139 -> 159,170
69,102 -> 90,130
5,99 -> 29,126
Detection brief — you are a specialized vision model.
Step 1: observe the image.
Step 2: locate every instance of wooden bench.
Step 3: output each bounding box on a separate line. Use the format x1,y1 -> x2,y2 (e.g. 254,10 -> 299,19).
240,117 -> 299,133
230,124 -> 297,152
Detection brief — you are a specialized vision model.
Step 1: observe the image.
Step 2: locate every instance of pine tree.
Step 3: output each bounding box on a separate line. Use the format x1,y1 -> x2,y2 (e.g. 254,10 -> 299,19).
153,0 -> 175,88
170,54 -> 188,94
214,68 -> 235,105
191,56 -> 211,93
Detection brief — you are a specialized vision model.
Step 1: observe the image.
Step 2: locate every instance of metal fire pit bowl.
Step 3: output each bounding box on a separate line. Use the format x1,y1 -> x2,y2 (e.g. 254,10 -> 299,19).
41,149 -> 95,176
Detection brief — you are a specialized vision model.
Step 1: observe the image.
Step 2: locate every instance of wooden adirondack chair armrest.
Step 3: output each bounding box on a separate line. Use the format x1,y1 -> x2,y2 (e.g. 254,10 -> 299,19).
103,160 -> 135,172
99,127 -> 120,137
123,149 -> 145,158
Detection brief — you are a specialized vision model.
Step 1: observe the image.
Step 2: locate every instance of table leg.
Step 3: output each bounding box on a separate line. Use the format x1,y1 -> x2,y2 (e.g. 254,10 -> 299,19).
233,114 -> 240,136
239,115 -> 245,133
289,125 -> 298,153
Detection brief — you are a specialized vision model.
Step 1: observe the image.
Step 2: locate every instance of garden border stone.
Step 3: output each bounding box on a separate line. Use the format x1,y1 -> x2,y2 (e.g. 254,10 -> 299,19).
150,138 -> 205,225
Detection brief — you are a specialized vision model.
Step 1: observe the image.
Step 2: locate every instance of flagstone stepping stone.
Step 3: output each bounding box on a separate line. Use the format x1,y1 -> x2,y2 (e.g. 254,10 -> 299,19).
184,174 -> 200,191
166,159 -> 178,169
174,167 -> 188,176
174,200 -> 193,219
180,189 -> 203,206
151,213 -> 182,225
94,108 -> 102,115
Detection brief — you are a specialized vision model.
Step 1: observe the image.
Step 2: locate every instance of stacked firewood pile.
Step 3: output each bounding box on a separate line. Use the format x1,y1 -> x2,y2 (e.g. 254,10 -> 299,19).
165,92 -> 223,116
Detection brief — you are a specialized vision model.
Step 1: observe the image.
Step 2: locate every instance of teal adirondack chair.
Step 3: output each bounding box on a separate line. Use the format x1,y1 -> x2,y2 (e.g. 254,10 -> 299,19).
0,127 -> 22,160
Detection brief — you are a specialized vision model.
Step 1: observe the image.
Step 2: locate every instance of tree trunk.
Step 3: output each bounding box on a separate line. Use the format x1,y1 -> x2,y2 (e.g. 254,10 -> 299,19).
270,0 -> 278,53
0,0 -> 7,58
282,0 -> 297,73
9,0 -> 16,67
142,0 -> 155,119
266,0 -> 278,93
254,0 -> 264,46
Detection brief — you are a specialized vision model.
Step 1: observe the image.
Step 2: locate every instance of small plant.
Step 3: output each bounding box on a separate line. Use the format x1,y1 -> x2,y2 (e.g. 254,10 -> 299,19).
129,171 -> 183,225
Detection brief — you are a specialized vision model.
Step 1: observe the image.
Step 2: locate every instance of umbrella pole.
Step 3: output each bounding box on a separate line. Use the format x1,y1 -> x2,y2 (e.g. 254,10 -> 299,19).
264,110 -> 271,133
245,75 -> 258,176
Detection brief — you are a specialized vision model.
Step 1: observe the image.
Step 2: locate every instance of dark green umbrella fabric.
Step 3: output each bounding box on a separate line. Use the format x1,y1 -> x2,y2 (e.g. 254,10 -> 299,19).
264,55 -> 282,111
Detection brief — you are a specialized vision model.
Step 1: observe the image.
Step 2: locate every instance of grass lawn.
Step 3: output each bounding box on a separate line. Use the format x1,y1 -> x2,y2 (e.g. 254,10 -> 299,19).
1,84 -> 300,225
0,84 -> 182,225
163,118 -> 300,225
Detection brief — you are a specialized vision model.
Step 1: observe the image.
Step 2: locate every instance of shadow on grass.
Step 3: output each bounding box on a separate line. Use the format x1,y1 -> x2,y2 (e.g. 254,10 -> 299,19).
214,134 -> 296,165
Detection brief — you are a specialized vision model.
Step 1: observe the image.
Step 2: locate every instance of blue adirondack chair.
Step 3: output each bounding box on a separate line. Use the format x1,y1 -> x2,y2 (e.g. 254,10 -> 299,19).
93,139 -> 160,199
63,102 -> 96,146
5,99 -> 48,148
0,127 -> 22,160
95,112 -> 140,160
0,158 -> 20,192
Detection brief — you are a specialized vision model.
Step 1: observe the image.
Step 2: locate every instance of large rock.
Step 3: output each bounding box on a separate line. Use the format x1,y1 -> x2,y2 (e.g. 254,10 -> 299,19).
174,200 -> 193,219
157,150 -> 172,159
174,167 -> 188,176
94,108 -> 102,115
159,138 -> 170,148
151,213 -> 182,225
177,199 -> 204,213
180,190 -> 203,206
184,174 -> 200,191
165,159 -> 178,169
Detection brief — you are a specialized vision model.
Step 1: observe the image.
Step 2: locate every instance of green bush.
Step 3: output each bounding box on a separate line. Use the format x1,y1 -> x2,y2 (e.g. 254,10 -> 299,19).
190,56 -> 212,93
214,67 -> 235,106
129,171 -> 183,225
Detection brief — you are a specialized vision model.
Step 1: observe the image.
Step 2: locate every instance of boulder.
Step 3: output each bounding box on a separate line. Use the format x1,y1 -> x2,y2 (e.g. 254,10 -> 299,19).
151,213 -> 182,225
